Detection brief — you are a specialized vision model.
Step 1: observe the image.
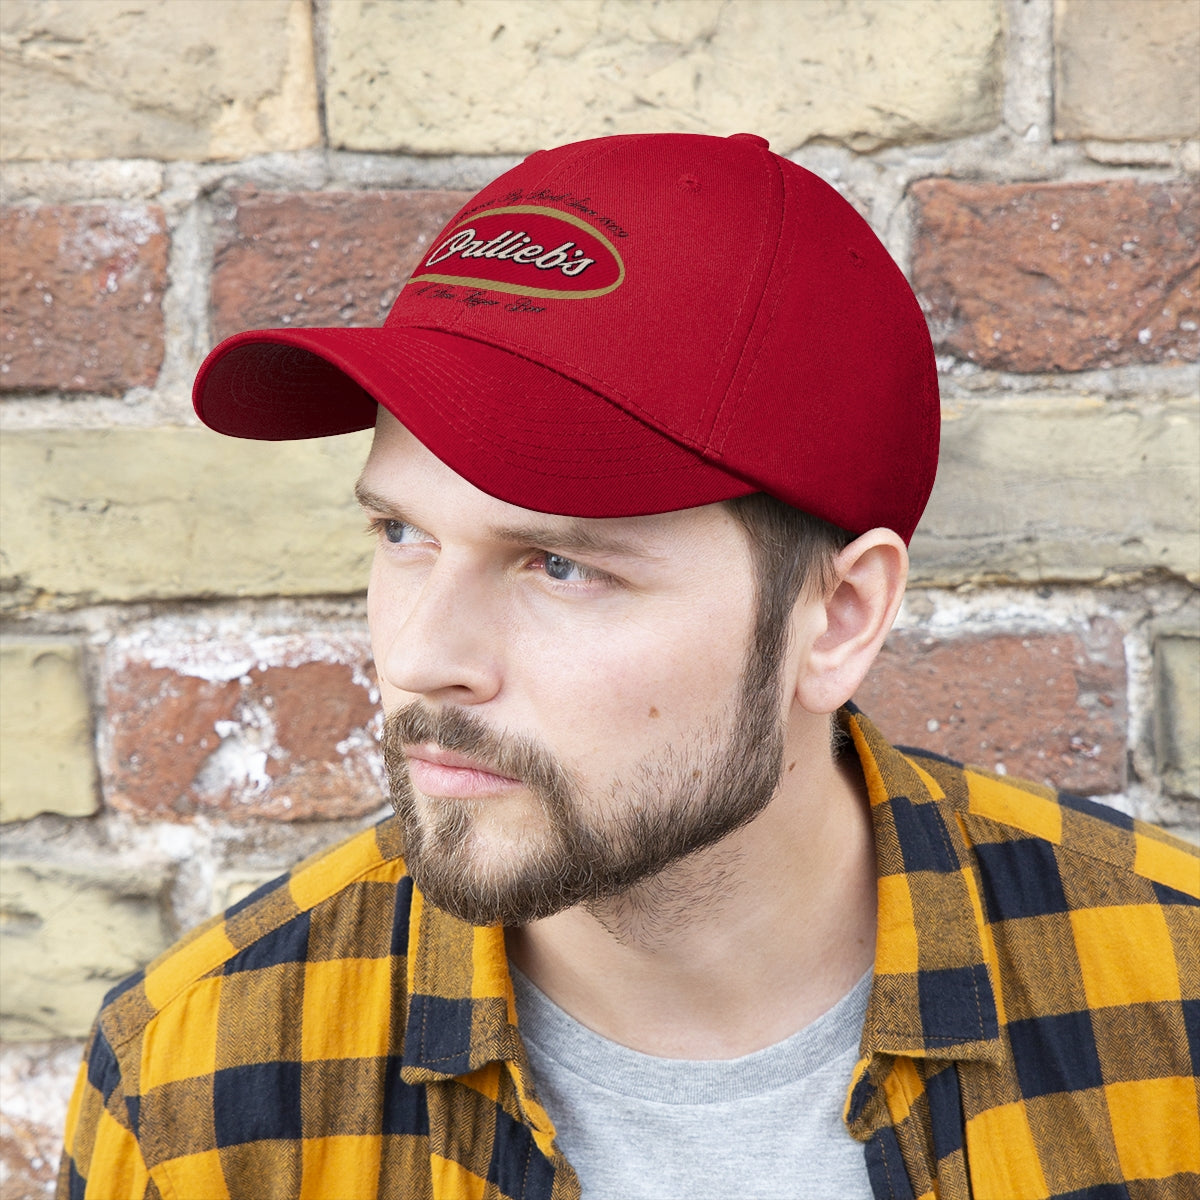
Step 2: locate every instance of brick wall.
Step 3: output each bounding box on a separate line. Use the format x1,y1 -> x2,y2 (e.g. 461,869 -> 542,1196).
1,0 -> 1197,1193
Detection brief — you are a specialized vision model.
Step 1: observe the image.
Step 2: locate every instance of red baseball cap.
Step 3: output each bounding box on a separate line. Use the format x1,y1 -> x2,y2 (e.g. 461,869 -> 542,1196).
193,132 -> 939,541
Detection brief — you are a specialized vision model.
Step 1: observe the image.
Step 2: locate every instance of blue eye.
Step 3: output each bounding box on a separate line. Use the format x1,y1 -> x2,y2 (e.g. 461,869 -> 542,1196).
544,553 -> 583,581
380,519 -> 427,545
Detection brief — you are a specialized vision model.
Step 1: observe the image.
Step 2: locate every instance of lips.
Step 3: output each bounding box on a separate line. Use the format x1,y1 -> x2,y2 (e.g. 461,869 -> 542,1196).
403,743 -> 523,798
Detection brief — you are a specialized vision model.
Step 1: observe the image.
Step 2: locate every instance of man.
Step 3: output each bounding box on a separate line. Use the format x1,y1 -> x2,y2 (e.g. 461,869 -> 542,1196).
61,133 -> 1198,1200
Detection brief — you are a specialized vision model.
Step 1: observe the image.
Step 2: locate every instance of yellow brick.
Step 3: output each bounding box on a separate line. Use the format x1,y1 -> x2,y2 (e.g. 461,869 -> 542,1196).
1055,0 -> 1200,141
912,397 -> 1200,586
0,0 -> 318,161
0,640 -> 98,820
1155,632 -> 1200,799
0,428 -> 373,610
0,861 -> 170,1038
326,0 -> 1003,154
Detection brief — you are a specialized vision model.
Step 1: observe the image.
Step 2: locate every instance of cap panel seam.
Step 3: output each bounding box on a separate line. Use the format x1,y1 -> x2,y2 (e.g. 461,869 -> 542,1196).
514,138 -> 626,219
412,322 -> 713,456
706,150 -> 787,458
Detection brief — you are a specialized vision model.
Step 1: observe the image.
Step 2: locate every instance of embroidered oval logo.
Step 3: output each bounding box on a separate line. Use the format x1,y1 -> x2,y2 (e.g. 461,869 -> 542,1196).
411,205 -> 625,300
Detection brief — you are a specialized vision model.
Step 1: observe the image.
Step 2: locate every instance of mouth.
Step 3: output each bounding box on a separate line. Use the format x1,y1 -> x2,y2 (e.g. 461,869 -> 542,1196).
403,743 -> 524,798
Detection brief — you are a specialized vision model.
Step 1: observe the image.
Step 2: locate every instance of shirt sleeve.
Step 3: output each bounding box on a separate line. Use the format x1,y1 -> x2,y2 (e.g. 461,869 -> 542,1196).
58,1023 -> 154,1200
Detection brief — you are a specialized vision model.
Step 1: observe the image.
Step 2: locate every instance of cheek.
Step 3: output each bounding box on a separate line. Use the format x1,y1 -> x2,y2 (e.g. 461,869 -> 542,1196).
512,599 -> 753,764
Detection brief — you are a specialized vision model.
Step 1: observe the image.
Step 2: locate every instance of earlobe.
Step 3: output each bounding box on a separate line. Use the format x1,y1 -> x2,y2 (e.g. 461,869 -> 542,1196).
789,529 -> 909,715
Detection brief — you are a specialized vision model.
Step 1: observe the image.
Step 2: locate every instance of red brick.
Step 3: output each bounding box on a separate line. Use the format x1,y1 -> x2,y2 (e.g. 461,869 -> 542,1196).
105,642 -> 384,822
0,1115 -> 56,1197
0,204 -> 167,393
911,180 -> 1199,372
210,189 -> 472,341
855,621 -> 1127,794
0,1042 -> 80,1197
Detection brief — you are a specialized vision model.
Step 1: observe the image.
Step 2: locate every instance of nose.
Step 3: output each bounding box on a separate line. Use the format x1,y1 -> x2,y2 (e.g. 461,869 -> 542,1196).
371,554 -> 504,706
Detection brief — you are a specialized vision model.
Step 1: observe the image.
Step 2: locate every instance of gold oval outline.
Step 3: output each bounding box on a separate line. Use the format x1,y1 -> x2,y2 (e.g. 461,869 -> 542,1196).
410,204 -> 626,300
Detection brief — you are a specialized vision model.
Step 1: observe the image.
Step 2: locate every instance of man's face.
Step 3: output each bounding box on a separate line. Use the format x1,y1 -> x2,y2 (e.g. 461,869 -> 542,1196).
360,411 -> 787,926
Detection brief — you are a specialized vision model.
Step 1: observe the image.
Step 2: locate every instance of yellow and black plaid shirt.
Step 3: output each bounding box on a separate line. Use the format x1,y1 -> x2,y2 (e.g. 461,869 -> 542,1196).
61,707 -> 1200,1199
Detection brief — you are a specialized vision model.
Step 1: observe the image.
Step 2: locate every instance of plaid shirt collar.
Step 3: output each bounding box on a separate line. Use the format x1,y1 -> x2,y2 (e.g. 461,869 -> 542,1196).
399,705 -> 1006,1090
401,887 -> 518,1082
399,878 -> 562,1157
846,706 -> 1004,1065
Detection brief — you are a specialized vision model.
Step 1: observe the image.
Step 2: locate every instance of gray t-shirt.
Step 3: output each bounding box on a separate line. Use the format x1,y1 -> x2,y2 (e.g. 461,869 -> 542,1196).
512,967 -> 874,1200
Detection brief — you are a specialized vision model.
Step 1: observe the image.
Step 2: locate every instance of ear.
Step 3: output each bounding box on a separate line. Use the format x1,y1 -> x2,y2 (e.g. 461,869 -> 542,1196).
788,528 -> 908,715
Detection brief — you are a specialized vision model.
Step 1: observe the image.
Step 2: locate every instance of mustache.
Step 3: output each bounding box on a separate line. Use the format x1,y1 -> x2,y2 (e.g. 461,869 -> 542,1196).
382,700 -> 574,798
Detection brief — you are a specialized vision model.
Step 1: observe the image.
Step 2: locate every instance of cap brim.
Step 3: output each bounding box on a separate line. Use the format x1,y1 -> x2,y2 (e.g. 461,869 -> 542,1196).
193,326 -> 756,518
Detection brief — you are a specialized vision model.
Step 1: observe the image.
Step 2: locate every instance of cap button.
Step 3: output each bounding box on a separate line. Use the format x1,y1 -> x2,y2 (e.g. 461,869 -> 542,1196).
728,132 -> 770,149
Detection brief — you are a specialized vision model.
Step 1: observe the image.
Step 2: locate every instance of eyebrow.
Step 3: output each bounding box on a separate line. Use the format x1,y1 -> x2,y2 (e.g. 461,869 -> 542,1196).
354,479 -> 657,560
355,480 -> 405,516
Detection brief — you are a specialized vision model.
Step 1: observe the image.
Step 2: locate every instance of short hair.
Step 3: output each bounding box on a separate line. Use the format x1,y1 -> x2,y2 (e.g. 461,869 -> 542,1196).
722,492 -> 854,697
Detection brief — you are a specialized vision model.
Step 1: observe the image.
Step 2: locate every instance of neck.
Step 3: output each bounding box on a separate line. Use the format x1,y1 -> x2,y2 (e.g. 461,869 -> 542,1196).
505,712 -> 877,1060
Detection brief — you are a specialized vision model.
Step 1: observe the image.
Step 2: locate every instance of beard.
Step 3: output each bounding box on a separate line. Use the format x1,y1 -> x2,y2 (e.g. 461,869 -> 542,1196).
382,652 -> 787,928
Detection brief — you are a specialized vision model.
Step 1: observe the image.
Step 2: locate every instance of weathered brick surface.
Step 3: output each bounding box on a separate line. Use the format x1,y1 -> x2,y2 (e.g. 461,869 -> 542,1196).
0,1041 -> 81,1200
855,622 -> 1127,795
911,180 -> 1199,372
0,204 -> 167,393
0,860 -> 170,1038
1055,0 -> 1200,142
0,0 -> 318,162
4,406 -> 1192,614
213,869 -> 293,915
0,1115 -> 55,1199
1155,631 -> 1200,799
0,1 -> 1195,1191
103,635 -> 384,822
0,640 -> 98,823
911,397 -> 1200,586
325,0 -> 1003,154
0,428 -> 373,610
211,190 -> 471,342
